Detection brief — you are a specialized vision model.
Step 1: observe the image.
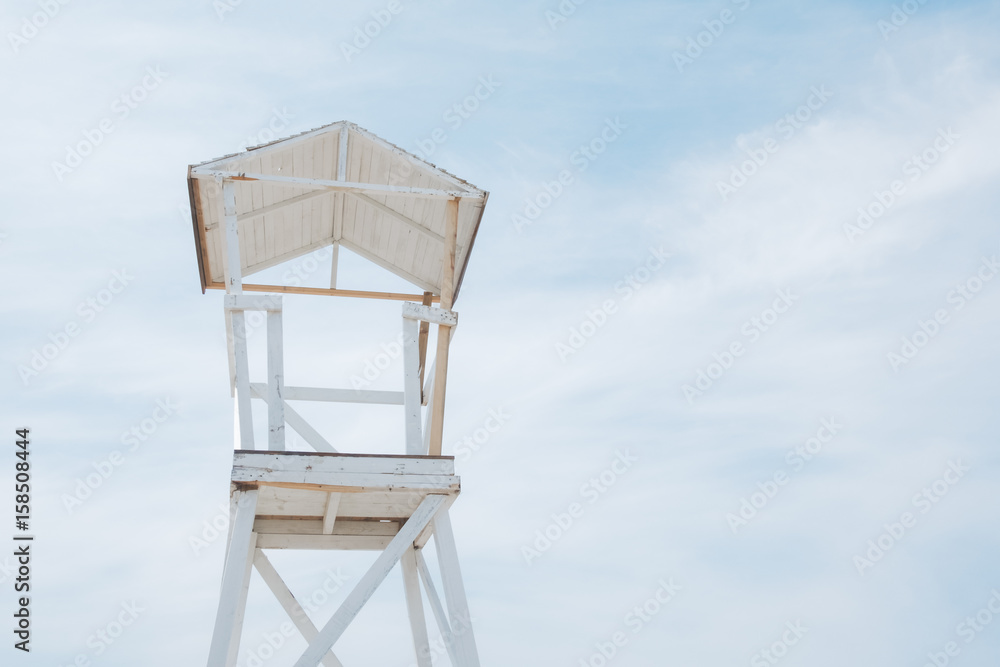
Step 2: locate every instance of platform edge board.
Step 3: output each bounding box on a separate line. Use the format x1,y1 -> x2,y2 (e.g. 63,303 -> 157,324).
231,479 -> 460,495
233,451 -> 456,476
234,451 -> 454,459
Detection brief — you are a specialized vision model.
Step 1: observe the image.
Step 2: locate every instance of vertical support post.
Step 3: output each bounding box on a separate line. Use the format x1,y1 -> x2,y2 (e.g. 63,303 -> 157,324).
337,125 -> 349,181
428,198 -> 459,456
220,179 -> 254,451
207,488 -> 259,667
329,241 -> 340,289
322,492 -> 341,535
266,307 -> 285,451
434,509 -> 480,667
231,312 -> 254,450
221,179 -> 243,295
224,308 -> 237,396
421,362 -> 436,456
401,547 -> 432,667
331,124 -> 348,288
402,314 -> 423,455
418,291 -> 433,404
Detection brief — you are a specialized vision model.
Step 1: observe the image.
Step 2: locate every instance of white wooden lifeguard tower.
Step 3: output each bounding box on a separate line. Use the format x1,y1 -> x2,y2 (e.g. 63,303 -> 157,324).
185,121 -> 489,667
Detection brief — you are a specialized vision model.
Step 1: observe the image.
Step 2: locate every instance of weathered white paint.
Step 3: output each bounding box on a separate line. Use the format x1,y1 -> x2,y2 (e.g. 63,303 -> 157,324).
291,495 -> 447,667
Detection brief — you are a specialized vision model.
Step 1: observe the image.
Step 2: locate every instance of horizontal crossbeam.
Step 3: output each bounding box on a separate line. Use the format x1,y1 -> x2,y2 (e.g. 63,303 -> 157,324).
279,385 -> 403,406
402,302 -> 458,327
208,281 -> 437,303
225,294 -> 283,312
192,171 -> 483,200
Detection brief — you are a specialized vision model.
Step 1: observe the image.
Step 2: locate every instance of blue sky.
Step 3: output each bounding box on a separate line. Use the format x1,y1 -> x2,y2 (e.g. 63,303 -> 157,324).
1,0 -> 999,665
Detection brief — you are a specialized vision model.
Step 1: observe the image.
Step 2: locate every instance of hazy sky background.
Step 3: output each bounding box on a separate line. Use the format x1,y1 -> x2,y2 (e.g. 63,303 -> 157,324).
1,0 -> 999,666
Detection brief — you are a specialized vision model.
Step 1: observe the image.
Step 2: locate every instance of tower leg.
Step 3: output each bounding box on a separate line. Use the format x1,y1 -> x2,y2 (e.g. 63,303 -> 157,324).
401,546 -> 432,667
207,488 -> 259,667
226,531 -> 257,664
414,550 -> 460,666
434,510 -> 481,667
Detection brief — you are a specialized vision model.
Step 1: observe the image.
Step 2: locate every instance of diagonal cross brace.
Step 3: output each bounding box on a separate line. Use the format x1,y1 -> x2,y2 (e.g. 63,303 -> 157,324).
253,550 -> 343,667
414,549 -> 460,666
292,494 -> 448,667
249,384 -> 337,453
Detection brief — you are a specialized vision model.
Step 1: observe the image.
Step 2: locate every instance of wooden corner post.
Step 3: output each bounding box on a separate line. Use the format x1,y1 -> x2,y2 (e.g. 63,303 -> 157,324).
428,198 -> 459,456
220,178 -> 255,451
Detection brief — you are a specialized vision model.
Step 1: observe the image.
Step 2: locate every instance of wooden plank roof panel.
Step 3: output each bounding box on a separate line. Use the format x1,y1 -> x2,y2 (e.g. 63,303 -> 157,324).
188,121 -> 487,298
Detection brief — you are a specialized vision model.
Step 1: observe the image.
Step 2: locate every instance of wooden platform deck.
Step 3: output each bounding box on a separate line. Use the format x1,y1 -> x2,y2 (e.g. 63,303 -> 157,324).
230,451 -> 459,551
